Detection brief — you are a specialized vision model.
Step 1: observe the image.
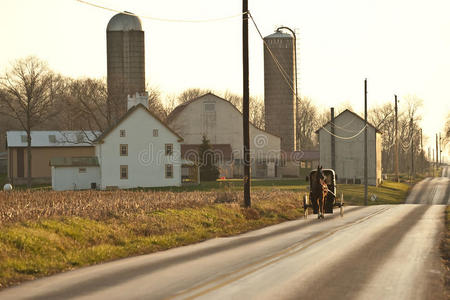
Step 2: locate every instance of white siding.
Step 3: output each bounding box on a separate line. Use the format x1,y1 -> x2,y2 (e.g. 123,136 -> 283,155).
96,107 -> 182,189
51,166 -> 100,191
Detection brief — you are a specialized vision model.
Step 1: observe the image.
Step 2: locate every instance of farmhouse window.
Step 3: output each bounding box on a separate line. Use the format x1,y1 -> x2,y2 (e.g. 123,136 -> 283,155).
78,167 -> 87,173
153,129 -> 158,137
165,144 -> 173,156
165,164 -> 173,178
120,129 -> 126,137
300,161 -> 306,168
120,144 -> 128,156
120,165 -> 128,179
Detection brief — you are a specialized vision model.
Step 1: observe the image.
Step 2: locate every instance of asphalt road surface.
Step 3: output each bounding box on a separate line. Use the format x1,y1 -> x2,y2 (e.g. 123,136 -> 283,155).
406,166 -> 450,205
1,169 -> 448,300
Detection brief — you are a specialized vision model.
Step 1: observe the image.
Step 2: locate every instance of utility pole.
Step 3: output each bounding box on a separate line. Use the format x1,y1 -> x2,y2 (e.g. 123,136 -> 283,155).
420,128 -> 423,173
331,107 -> 336,171
242,0 -> 250,207
436,133 -> 439,175
439,133 -> 442,166
364,79 -> 368,206
410,118 -> 414,181
394,95 -> 399,182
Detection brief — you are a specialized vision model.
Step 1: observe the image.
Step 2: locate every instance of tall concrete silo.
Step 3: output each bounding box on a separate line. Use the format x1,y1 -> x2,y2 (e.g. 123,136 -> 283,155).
263,31 -> 296,152
106,12 -> 145,122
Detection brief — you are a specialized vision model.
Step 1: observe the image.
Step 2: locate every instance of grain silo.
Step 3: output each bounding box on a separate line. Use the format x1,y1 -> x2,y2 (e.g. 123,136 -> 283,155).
106,12 -> 145,122
263,30 -> 296,152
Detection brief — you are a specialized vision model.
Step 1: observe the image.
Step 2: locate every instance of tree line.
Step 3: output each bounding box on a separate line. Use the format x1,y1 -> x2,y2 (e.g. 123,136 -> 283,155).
0,56 -> 444,186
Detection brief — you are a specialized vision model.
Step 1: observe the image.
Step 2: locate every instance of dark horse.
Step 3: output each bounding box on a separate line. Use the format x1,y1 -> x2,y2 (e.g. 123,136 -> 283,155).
311,166 -> 328,219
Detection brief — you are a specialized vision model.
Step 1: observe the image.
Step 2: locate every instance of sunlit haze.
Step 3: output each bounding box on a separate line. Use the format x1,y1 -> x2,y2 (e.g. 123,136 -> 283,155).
1,0 -> 449,157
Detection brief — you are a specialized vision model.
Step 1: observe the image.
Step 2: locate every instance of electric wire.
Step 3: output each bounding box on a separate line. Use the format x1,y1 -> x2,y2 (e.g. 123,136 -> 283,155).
76,0 -> 246,23
320,124 -> 368,140
250,12 -> 371,141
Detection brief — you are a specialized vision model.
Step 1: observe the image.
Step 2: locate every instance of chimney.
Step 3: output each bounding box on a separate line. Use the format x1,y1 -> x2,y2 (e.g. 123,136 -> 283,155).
127,92 -> 149,110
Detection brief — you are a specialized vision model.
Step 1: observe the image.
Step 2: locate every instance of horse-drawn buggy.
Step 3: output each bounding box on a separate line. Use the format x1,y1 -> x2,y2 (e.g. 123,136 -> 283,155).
303,166 -> 344,219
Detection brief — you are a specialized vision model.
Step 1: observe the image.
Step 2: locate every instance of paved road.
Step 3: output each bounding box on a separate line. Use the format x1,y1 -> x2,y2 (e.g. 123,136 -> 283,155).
406,166 -> 450,204
1,170 -> 448,300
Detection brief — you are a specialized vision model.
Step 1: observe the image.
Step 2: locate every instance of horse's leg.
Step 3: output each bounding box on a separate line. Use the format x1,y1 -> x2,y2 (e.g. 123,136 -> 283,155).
316,196 -> 321,219
320,193 -> 325,218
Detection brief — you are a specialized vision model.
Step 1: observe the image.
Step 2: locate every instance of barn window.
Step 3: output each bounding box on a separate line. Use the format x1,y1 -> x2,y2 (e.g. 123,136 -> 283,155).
204,102 -> 215,112
165,164 -> 173,178
120,129 -> 126,137
120,144 -> 128,156
165,144 -> 173,156
120,165 -> 128,179
48,135 -> 56,143
153,129 -> 158,137
21,135 -> 27,143
78,167 -> 87,173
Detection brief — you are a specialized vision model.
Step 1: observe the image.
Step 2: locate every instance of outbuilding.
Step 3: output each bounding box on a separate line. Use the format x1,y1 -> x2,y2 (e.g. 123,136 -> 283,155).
50,157 -> 100,191
316,109 -> 382,185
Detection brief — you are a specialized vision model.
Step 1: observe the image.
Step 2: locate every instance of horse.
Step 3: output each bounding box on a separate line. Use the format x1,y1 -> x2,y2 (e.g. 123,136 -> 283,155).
311,166 -> 328,219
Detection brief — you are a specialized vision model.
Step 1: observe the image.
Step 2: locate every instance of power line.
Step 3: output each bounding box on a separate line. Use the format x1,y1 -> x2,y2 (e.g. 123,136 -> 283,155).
321,124 -> 368,140
76,0 -> 246,23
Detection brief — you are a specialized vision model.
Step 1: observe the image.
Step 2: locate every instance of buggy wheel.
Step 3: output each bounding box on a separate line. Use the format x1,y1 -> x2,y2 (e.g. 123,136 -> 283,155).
340,193 -> 344,217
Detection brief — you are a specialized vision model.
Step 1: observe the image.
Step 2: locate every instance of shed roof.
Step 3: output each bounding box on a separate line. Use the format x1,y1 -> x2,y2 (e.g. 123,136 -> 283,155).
6,131 -> 99,148
49,156 -> 99,167
315,109 -> 382,134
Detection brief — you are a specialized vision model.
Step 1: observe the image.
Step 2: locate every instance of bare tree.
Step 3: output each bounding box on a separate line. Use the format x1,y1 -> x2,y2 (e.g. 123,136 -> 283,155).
222,91 -> 265,130
0,56 -> 58,187
177,88 -> 211,104
296,97 -> 320,150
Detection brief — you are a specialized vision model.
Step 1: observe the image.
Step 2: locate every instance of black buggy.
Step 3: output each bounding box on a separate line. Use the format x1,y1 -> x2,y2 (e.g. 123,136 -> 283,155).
303,169 -> 344,218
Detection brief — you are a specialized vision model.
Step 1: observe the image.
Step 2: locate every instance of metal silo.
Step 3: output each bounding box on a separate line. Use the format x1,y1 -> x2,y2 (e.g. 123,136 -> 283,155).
106,12 -> 145,122
263,30 -> 296,152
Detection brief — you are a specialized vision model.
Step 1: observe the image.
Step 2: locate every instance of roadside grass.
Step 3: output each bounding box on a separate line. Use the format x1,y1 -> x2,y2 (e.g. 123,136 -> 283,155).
0,192 -> 302,289
339,181 -> 410,206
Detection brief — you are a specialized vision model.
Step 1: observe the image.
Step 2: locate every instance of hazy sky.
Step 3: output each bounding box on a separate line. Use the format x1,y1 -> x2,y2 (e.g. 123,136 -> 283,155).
1,0 -> 449,154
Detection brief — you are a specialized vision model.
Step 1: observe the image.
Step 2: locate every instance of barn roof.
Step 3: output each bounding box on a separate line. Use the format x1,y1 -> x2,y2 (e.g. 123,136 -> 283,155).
6,131 -> 99,148
49,156 -> 99,167
315,109 -> 382,134
166,93 -> 280,138
94,103 -> 184,143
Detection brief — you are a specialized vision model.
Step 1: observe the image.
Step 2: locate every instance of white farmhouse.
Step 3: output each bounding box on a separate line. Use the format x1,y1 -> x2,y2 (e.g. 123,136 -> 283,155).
317,109 -> 382,186
51,93 -> 185,190
167,93 -> 281,178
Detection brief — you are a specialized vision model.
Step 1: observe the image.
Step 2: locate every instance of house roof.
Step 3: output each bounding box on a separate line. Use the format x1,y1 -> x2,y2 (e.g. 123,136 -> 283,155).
94,103 -> 184,143
49,156 -> 99,167
6,131 -> 99,148
315,109 -> 382,134
166,93 -> 280,139
181,144 -> 233,160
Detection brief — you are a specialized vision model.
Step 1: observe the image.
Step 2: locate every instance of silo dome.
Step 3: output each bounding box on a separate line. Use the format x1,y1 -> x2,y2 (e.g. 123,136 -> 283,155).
265,31 -> 292,39
107,12 -> 142,31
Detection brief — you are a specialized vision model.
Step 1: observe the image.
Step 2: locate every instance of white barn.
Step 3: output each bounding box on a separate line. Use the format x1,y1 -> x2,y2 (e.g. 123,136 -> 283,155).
317,109 -> 382,186
167,93 -> 281,178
